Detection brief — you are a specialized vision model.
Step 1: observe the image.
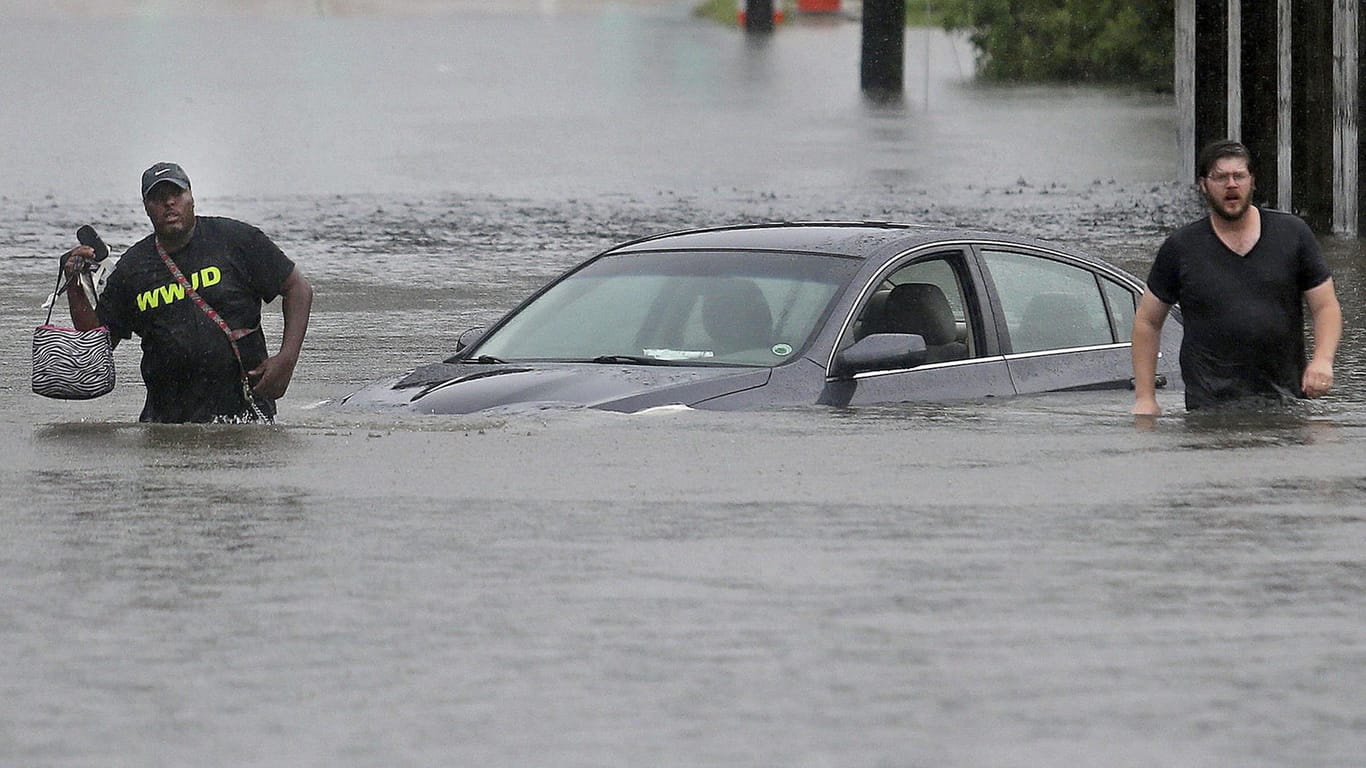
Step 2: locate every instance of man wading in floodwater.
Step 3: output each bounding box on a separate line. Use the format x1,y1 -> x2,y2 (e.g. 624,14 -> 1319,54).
1130,140 -> 1342,415
62,162 -> 313,423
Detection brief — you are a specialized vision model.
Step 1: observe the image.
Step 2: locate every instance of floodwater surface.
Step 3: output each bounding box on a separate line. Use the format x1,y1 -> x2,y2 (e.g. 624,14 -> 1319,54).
2,3 -> 1365,767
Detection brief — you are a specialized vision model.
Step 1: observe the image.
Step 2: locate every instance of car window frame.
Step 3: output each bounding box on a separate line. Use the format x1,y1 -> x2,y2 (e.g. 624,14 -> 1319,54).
968,242 -> 1142,356
467,247 -> 863,367
829,244 -> 992,372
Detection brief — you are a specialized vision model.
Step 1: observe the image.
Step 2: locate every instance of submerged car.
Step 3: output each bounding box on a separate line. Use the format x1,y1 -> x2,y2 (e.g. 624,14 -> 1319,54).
339,222 -> 1183,414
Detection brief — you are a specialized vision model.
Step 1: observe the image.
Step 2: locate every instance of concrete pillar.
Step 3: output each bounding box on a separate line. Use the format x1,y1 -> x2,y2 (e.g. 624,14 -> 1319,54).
860,0 -> 905,95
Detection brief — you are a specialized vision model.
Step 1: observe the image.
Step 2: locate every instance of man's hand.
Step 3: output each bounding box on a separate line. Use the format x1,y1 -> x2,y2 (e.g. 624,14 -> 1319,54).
1131,394 -> 1162,417
62,245 -> 101,331
249,352 -> 298,401
1302,358 -> 1334,398
1303,280 -> 1341,399
62,245 -> 97,278
248,267 -> 311,403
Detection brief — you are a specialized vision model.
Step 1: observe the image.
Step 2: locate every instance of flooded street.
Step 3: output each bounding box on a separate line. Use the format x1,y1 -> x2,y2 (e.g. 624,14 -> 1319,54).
2,3 -> 1365,766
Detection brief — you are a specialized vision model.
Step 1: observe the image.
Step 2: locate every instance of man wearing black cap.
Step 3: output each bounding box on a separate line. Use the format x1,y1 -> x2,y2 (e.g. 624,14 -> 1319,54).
62,162 -> 313,423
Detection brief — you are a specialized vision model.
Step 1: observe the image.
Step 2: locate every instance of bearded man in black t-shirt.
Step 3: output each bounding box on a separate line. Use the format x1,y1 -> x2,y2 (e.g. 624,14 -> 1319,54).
1131,140 -> 1342,414
62,162 -> 314,423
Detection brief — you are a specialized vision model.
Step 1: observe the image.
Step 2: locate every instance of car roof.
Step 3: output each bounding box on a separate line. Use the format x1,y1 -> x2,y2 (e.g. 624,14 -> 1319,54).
604,221 -> 1139,285
607,221 -> 937,258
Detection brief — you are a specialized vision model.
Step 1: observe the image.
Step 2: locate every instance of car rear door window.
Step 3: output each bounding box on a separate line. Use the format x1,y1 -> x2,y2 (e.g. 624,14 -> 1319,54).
1101,276 -> 1137,342
981,249 -> 1113,353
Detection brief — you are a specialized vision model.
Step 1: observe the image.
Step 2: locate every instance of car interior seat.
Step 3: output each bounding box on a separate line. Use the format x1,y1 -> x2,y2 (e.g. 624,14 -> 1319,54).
1013,291 -> 1106,353
872,282 -> 968,363
702,278 -> 774,355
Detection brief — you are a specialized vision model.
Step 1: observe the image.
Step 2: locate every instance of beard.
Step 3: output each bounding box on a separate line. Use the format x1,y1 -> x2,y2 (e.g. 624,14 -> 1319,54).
150,196 -> 196,244
1204,185 -> 1252,222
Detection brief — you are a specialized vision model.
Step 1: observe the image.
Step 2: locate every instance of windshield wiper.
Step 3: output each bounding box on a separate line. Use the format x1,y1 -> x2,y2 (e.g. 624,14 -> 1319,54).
469,354 -> 509,364
590,354 -> 674,366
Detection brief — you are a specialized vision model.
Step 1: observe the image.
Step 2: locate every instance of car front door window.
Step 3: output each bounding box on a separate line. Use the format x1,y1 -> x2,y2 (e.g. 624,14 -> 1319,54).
854,256 -> 975,361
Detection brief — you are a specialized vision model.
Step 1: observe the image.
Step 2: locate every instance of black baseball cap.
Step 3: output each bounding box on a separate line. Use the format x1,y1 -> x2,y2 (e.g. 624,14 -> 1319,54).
141,162 -> 191,199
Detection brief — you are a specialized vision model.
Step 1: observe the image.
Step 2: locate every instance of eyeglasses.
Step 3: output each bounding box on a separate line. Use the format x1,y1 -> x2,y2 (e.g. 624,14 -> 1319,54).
1205,171 -> 1252,185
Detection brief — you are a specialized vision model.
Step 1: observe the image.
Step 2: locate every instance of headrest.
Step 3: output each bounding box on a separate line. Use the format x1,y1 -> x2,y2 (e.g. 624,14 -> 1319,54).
703,279 -> 773,350
883,282 -> 957,346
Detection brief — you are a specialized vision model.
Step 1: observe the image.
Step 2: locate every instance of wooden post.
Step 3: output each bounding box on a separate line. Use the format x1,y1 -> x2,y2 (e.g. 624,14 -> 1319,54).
745,0 -> 775,33
1333,0 -> 1358,235
1279,0 -> 1294,212
1195,0 -> 1229,171
860,0 -> 905,95
1187,0 -> 1359,233
1228,0 -> 1242,140
1176,0 -> 1197,183
1242,0 -> 1281,208
1293,0 -> 1334,232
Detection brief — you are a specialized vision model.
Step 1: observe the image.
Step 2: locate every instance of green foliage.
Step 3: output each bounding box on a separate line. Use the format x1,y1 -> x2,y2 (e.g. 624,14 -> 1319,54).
934,0 -> 1174,85
693,0 -> 736,24
694,0 -> 1174,86
905,0 -> 951,26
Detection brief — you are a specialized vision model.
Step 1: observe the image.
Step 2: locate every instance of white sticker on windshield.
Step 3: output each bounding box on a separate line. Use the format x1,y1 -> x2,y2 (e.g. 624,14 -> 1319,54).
771,343 -> 793,357
643,348 -> 715,360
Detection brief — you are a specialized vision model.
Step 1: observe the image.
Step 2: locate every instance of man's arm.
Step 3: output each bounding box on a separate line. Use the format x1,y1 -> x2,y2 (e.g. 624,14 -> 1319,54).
1301,278 -> 1342,398
250,267 -> 313,400
1131,288 -> 1171,416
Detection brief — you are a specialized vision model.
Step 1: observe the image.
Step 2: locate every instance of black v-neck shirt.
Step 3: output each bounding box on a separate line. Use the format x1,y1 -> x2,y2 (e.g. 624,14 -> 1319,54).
1146,207 -> 1331,409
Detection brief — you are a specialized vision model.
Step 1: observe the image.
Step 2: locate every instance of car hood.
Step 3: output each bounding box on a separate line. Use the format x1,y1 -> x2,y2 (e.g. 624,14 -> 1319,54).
338,361 -> 772,414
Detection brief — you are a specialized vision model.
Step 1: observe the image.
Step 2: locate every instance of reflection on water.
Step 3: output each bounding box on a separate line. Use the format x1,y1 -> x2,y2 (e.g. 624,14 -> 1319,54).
2,6 -> 1365,768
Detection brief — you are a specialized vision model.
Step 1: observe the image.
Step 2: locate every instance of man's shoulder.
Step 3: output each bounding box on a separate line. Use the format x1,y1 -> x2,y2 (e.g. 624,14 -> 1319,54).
1159,216 -> 1213,251
1257,206 -> 1314,234
196,215 -> 263,238
110,233 -> 157,270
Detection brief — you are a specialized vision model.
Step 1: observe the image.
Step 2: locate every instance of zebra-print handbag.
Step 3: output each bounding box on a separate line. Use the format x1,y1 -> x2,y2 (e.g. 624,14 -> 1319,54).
32,260 -> 115,400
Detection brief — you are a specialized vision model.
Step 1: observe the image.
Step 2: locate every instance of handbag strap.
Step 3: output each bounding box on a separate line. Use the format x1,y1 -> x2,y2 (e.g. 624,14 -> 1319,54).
45,261 -> 84,326
155,240 -> 257,346
155,239 -> 267,420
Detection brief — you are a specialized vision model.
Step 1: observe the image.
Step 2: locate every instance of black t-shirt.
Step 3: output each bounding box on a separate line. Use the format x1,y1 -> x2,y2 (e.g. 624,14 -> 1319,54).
97,216 -> 296,423
1146,208 -> 1331,409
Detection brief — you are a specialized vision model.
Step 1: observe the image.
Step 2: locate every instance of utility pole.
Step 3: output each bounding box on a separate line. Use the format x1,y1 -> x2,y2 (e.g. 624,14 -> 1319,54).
744,0 -> 775,33
861,0 -> 906,95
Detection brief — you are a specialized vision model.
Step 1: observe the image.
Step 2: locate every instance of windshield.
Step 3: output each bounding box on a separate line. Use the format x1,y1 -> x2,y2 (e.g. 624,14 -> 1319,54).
470,249 -> 861,366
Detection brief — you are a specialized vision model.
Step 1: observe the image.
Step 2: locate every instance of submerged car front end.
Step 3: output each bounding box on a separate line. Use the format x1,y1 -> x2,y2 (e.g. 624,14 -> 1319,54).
339,359 -> 775,414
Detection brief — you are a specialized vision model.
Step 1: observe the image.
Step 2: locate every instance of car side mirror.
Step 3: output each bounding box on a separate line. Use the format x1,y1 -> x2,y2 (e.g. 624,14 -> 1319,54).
447,326 -> 487,360
832,333 -> 929,377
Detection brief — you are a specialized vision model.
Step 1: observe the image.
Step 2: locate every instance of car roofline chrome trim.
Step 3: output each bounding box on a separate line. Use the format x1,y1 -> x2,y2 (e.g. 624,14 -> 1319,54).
825,240 -> 984,372
837,355 -> 1008,381
834,340 -> 1134,381
1002,342 -> 1132,359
